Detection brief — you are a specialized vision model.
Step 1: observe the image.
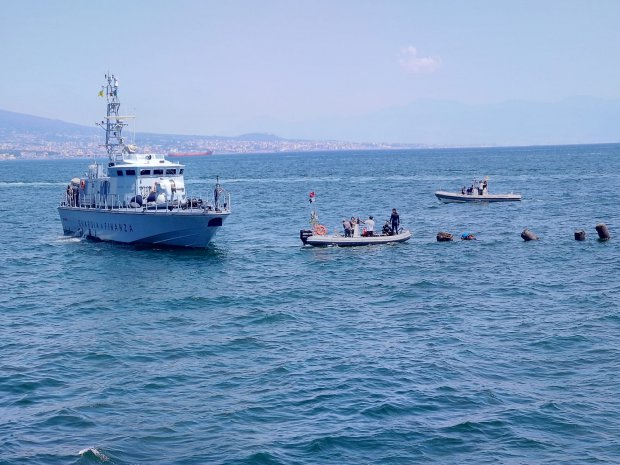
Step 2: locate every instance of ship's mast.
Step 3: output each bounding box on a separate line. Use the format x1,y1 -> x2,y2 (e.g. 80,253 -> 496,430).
96,74 -> 133,162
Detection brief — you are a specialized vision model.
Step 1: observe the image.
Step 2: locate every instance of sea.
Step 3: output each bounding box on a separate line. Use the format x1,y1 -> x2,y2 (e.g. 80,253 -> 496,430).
1,144 -> 620,465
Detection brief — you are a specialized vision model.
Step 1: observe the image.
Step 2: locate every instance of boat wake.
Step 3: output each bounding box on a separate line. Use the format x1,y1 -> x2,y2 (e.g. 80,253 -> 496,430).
0,181 -> 66,188
55,235 -> 84,244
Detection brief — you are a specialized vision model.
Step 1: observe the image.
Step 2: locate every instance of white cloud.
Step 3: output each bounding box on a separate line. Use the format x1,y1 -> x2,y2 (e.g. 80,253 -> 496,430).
399,46 -> 441,74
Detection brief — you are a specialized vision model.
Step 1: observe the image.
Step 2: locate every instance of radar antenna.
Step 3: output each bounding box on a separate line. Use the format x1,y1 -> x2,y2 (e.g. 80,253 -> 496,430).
96,74 -> 135,162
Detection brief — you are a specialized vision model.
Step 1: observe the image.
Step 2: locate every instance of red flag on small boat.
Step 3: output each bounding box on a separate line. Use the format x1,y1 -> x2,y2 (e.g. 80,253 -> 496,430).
309,191 -> 316,203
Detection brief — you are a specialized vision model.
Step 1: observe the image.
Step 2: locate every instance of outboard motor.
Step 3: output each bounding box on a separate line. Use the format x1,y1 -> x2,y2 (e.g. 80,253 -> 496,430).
300,229 -> 313,245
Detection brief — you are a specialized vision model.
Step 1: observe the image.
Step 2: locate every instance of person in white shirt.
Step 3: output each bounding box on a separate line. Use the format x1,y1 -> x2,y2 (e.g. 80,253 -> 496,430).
364,216 -> 375,237
351,217 -> 360,237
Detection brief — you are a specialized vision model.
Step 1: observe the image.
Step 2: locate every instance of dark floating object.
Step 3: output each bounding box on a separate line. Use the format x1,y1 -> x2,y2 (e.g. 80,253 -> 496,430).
574,229 -> 587,241
596,223 -> 611,241
521,229 -> 539,241
299,229 -> 313,245
460,233 -> 476,241
436,231 -> 454,242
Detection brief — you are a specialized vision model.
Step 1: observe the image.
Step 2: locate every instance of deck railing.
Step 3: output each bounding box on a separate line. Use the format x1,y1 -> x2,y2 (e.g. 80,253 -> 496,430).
60,191 -> 231,213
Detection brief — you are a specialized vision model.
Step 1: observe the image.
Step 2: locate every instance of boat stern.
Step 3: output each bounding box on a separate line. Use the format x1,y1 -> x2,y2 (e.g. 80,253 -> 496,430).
300,229 -> 313,245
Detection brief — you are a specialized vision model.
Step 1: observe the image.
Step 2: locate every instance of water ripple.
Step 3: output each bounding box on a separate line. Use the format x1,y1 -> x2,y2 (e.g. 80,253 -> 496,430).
2,147 -> 620,464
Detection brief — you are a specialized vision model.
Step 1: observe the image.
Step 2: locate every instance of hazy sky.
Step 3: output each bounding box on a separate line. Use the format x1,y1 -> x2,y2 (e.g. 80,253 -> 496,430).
2,0 -> 620,139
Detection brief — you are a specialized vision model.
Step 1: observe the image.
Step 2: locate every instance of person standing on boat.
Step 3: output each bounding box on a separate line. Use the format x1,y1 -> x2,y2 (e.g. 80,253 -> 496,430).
342,219 -> 352,237
214,184 -> 224,210
390,208 -> 400,235
364,216 -> 375,237
351,217 -> 360,237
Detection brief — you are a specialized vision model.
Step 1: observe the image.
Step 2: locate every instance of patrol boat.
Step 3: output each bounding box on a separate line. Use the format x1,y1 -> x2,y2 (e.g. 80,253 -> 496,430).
300,227 -> 412,247
299,194 -> 411,247
58,74 -> 231,248
435,177 -> 521,203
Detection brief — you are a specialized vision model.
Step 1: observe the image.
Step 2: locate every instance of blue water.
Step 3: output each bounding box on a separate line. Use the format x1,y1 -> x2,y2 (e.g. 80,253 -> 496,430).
1,145 -> 620,464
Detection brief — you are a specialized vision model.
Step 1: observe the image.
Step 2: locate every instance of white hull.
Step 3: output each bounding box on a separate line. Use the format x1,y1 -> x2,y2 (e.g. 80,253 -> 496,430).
435,191 -> 521,203
58,206 -> 229,248
302,230 -> 411,247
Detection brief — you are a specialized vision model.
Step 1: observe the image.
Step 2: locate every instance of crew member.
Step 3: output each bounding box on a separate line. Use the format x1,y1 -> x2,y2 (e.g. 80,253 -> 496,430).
342,219 -> 352,237
364,216 -> 375,237
382,221 -> 391,235
390,208 -> 400,235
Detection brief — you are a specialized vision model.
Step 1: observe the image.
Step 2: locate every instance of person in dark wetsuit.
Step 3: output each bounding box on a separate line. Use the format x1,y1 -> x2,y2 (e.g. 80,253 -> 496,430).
390,208 -> 400,235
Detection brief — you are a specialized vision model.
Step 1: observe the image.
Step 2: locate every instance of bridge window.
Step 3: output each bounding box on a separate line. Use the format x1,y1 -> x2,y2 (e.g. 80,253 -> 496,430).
125,170 -> 136,176
116,170 -> 123,176
153,169 -> 164,175
140,169 -> 151,175
166,169 -> 177,175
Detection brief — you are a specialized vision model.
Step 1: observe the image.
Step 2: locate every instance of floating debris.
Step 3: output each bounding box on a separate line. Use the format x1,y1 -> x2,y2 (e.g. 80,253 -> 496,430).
436,232 -> 454,242
521,229 -> 539,241
596,223 -> 611,241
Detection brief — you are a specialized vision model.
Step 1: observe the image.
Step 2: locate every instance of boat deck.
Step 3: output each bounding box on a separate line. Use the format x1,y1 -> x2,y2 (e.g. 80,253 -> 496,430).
302,230 -> 411,247
435,191 -> 521,203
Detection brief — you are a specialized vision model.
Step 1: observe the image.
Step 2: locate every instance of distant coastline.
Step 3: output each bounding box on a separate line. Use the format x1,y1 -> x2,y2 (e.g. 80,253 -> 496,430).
0,108 -> 419,159
1,108 -> 618,160
3,142 -> 620,162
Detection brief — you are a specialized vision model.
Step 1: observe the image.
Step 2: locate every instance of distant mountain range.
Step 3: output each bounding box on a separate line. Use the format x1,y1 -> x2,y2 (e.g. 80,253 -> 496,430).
0,109 -> 285,144
0,109 -> 97,139
1,109 -> 373,159
276,96 -> 620,146
2,95 -> 620,147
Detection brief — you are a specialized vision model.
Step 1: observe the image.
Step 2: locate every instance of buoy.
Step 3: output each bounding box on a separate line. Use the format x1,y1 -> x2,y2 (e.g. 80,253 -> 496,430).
436,232 -> 453,242
574,230 -> 586,241
595,223 -> 611,241
521,229 -> 539,241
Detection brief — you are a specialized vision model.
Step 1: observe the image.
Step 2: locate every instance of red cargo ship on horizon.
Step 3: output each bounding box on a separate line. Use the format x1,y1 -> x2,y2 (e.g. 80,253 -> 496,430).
168,150 -> 213,157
